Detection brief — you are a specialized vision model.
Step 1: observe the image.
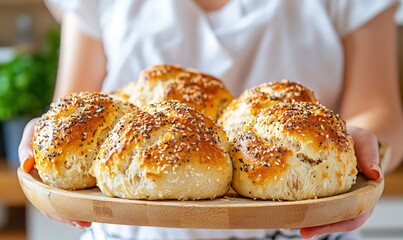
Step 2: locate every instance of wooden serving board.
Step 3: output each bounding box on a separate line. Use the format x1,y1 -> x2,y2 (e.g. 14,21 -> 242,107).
18,169 -> 384,229
18,143 -> 389,229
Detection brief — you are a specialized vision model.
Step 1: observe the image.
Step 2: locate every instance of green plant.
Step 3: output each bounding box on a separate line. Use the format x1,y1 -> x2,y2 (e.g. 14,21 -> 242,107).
0,29 -> 60,120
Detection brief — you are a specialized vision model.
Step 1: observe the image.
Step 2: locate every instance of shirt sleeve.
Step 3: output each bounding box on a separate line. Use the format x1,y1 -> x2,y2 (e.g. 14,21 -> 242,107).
45,0 -> 102,39
323,0 -> 399,37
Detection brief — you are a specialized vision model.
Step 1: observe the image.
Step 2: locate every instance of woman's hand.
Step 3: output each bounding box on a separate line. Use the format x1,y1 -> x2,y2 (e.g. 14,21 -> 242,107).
300,126 -> 381,238
18,118 -> 92,229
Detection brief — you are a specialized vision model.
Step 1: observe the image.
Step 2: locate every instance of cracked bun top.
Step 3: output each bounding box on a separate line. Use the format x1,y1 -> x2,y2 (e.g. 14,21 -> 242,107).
114,64 -> 234,121
219,80 -> 318,141
230,102 -> 357,200
33,92 -> 137,190
91,100 -> 233,200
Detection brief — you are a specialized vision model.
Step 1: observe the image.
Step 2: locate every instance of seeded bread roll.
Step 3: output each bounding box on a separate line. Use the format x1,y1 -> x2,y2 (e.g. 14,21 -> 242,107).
33,92 -> 138,190
115,64 -> 234,121
230,102 -> 357,200
90,101 -> 233,200
219,80 -> 318,141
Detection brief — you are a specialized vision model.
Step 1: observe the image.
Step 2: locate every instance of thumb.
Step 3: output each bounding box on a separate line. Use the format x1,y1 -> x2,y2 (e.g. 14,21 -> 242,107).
348,126 -> 381,180
18,118 -> 39,173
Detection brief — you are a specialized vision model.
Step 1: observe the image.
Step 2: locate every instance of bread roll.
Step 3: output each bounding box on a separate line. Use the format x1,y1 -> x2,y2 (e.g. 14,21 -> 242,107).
33,92 -> 137,190
90,100 -> 232,200
115,64 -> 234,121
219,80 -> 318,141
230,102 -> 357,200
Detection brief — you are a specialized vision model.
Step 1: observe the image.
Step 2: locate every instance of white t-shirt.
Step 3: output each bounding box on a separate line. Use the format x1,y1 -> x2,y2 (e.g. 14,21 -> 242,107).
47,0 -> 397,239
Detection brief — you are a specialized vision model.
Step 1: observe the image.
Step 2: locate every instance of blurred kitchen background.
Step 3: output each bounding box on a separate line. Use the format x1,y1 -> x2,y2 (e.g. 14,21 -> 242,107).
0,1 -> 402,240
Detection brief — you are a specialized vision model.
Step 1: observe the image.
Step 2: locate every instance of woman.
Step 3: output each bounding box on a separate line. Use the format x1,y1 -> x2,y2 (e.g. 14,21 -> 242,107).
19,0 -> 403,239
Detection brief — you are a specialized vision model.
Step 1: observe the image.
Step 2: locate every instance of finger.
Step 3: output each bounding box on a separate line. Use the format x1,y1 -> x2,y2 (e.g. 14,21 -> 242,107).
18,118 -> 39,172
43,212 -> 92,229
348,126 -> 381,180
300,209 -> 373,239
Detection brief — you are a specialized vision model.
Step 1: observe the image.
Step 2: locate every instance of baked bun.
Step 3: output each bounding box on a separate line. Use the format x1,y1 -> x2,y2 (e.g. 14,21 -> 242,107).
33,92 -> 137,190
116,64 -> 234,121
230,102 -> 357,200
219,80 -> 318,141
90,101 -> 232,200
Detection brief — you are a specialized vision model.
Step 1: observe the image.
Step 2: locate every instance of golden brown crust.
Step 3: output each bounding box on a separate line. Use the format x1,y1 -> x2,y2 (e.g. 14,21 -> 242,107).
260,80 -> 318,103
259,102 -> 352,153
35,93 -> 110,170
139,64 -> 184,83
219,80 -> 319,142
230,101 -> 357,200
135,64 -> 234,120
97,101 -> 228,179
225,80 -> 318,115
33,92 -> 137,182
231,130 -> 291,184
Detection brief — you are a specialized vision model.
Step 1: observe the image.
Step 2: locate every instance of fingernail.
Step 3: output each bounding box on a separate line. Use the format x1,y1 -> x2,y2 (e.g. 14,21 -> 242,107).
22,156 -> 34,173
371,165 -> 382,179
